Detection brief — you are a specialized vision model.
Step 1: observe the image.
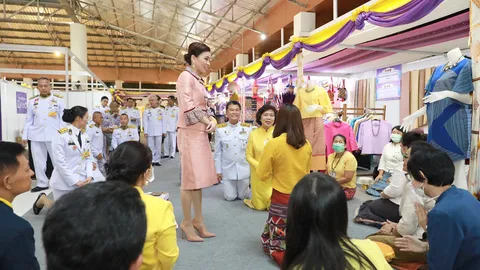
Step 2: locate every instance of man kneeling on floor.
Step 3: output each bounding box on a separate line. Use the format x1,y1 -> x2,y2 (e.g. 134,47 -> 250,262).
0,142 -> 40,270
42,181 -> 147,270
214,101 -> 253,201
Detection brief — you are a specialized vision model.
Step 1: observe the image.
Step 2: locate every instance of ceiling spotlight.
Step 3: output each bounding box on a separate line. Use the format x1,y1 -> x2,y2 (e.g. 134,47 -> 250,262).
260,33 -> 266,40
54,51 -> 61,57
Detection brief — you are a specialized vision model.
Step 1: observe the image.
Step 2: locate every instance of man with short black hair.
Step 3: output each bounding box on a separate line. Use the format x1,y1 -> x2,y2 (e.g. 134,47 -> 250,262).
0,142 -> 40,270
111,114 -> 140,149
42,181 -> 146,270
23,77 -> 64,192
121,98 -> 141,129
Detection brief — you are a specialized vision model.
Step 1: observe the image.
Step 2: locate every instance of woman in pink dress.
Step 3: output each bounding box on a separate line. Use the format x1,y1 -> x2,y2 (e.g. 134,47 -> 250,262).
177,42 -> 218,242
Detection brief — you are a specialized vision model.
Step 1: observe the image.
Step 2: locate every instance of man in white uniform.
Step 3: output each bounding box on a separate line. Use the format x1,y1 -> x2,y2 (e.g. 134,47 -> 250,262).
120,98 -> 140,131
22,77 -> 64,192
111,114 -> 139,150
94,96 -> 114,156
214,101 -> 252,201
86,112 -> 106,176
143,95 -> 166,166
163,95 -> 179,159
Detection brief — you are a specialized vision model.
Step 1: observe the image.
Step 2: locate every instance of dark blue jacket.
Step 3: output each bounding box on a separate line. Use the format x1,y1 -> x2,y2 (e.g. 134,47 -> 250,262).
0,200 -> 39,270
427,186 -> 480,269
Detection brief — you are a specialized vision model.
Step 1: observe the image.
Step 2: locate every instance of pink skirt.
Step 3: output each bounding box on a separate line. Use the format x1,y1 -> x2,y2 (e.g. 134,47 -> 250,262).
178,128 -> 217,190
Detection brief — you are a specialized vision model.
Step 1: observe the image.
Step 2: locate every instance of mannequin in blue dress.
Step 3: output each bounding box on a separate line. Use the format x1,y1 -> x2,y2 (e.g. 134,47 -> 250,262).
402,48 -> 473,190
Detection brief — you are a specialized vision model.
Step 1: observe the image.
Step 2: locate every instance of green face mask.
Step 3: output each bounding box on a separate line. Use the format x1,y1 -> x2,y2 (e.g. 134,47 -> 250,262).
391,134 -> 402,143
332,143 -> 345,153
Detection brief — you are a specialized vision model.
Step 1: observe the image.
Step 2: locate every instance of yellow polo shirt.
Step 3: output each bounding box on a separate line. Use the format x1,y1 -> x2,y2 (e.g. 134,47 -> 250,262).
327,151 -> 358,189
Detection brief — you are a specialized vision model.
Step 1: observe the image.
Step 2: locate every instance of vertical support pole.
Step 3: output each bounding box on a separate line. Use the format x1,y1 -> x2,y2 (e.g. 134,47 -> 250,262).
281,28 -> 284,46
252,47 -> 255,61
468,4 -> 480,196
296,49 -> 304,89
64,48 -> 69,108
333,0 -> 338,19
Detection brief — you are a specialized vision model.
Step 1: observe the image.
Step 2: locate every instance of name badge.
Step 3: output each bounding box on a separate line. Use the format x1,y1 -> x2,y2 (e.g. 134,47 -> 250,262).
328,171 -> 336,178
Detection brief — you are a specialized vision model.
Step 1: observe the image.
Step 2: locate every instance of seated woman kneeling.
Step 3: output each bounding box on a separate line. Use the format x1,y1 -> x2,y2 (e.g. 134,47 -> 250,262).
284,173 -> 391,270
106,141 -> 179,270
326,134 -> 358,200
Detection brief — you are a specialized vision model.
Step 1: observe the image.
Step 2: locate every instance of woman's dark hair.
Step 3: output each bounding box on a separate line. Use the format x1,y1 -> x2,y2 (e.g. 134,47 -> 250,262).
106,141 -> 152,186
284,173 -> 377,270
407,148 -> 454,186
256,104 -> 277,126
184,42 -> 211,65
333,134 -> 347,144
273,104 -> 306,149
401,131 -> 427,148
62,106 -> 88,123
409,141 -> 434,156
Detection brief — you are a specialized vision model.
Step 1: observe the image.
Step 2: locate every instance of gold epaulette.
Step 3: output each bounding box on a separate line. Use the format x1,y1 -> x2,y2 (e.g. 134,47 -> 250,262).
53,93 -> 63,98
89,123 -> 95,128
217,123 -> 227,128
241,123 -> 251,127
121,107 -> 126,110
58,127 -> 69,134
128,125 -> 136,129
134,107 -> 139,110
29,95 -> 39,100
81,128 -> 86,133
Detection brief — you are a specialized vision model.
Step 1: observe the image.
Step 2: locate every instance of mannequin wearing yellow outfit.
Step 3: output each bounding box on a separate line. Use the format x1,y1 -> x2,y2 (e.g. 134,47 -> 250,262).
293,78 -> 333,171
244,104 -> 277,210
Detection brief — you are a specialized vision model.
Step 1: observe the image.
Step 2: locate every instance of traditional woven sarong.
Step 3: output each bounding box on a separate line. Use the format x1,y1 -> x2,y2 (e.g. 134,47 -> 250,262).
261,189 -> 290,266
344,187 -> 357,200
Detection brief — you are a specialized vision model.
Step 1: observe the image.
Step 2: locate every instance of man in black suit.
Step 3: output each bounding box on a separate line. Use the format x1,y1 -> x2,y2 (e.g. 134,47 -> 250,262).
0,142 -> 39,270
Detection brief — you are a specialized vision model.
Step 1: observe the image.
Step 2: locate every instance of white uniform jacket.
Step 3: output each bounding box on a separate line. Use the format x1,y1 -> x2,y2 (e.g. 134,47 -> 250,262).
164,106 -> 179,132
120,107 -> 141,128
143,107 -> 166,136
94,106 -> 113,129
111,126 -> 140,149
22,94 -> 64,142
214,122 -> 252,180
85,123 -> 105,159
50,125 -> 94,191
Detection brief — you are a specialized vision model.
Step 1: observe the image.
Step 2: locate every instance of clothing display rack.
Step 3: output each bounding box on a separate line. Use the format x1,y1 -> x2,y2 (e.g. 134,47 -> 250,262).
332,104 -> 387,122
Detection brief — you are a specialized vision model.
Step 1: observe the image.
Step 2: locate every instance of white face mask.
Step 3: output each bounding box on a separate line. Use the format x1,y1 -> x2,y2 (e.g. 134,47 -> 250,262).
412,184 -> 425,197
144,167 -> 155,186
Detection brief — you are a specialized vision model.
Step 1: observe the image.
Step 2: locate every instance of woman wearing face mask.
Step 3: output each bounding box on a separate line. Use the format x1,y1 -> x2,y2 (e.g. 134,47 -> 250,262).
395,149 -> 480,270
366,126 -> 405,197
355,131 -> 428,227
106,141 -> 179,270
326,134 -> 358,200
244,104 -> 278,210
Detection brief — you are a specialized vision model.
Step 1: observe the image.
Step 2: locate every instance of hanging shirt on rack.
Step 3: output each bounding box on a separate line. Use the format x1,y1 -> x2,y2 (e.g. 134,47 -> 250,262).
354,116 -> 373,140
324,121 -> 358,156
357,120 -> 392,155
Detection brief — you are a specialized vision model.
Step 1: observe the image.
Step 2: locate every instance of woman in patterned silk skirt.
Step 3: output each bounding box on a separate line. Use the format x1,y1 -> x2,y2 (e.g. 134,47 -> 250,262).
176,42 -> 219,242
257,104 -> 312,266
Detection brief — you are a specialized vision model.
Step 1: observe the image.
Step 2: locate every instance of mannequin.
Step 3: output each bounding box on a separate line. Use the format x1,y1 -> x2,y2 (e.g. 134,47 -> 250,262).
293,76 -> 333,171
215,93 -> 227,124
228,82 -> 240,102
282,75 -> 296,105
402,48 -> 473,190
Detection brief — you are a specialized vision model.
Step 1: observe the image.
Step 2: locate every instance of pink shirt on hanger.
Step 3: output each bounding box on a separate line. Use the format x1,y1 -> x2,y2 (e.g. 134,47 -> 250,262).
324,121 -> 358,156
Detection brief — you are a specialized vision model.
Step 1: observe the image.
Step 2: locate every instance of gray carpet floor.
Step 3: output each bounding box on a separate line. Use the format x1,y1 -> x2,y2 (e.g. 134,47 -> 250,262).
22,156 -> 378,270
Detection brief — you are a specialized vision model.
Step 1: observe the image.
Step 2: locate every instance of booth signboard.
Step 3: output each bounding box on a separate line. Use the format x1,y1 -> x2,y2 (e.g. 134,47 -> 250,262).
376,65 -> 402,101
16,91 -> 27,114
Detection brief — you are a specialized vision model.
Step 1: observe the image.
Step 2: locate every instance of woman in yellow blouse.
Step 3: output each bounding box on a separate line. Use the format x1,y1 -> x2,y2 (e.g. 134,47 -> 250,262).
244,104 -> 277,210
257,104 -> 312,266
326,134 -> 358,200
106,141 -> 179,270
